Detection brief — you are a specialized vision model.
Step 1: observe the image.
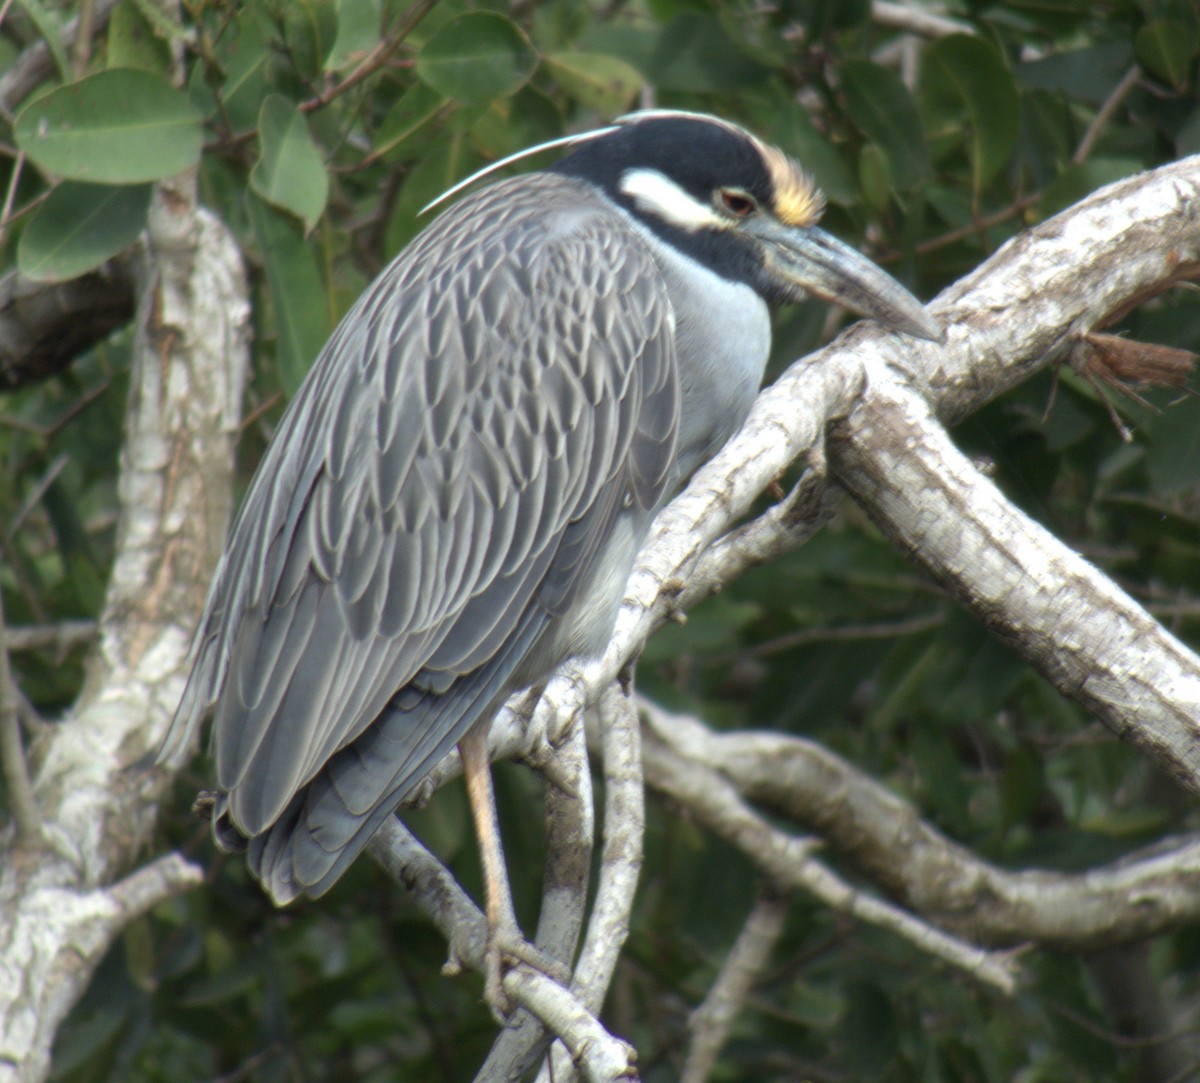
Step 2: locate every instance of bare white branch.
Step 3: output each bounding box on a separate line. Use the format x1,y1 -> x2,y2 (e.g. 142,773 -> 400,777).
645,698 -> 1200,949
834,371 -> 1200,789
572,685 -> 645,1011
0,181 -> 250,1083
639,703 -> 1021,994
368,818 -> 639,1083
681,893 -> 788,1083
476,719 -> 595,1081
872,1 -> 973,39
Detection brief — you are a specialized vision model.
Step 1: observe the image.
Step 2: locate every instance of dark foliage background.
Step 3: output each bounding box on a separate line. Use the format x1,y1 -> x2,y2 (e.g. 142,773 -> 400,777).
3,0 -> 1200,1080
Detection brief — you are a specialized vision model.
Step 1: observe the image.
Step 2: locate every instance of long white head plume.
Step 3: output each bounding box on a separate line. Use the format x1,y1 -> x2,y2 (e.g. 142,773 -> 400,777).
417,110 -> 769,217
419,125 -> 619,216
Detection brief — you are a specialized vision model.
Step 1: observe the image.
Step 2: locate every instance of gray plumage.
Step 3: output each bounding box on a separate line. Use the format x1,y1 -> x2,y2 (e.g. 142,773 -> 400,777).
163,111 -> 938,906
167,175 -> 689,901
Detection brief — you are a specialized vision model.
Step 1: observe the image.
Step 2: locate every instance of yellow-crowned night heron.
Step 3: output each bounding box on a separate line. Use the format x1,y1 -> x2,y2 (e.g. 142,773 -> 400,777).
161,110 -> 939,1002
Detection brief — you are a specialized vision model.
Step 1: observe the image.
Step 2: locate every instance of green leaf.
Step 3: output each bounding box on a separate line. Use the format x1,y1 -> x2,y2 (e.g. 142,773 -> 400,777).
840,60 -> 930,190
106,0 -> 175,74
17,181 -> 152,281
469,87 -> 560,158
283,0 -> 338,78
634,14 -> 769,93
1016,42 -> 1133,106
247,193 -> 330,395
326,0 -> 383,70
1019,88 -> 1073,187
385,131 -> 481,252
416,13 -> 537,105
374,82 -> 457,162
1135,20 -> 1197,87
1037,158 -> 1142,217
14,0 -> 69,82
14,69 -> 202,184
220,10 -> 277,131
858,143 -> 892,214
920,35 -> 1020,196
840,981 -> 898,1077
543,51 -> 642,119
250,95 -> 329,232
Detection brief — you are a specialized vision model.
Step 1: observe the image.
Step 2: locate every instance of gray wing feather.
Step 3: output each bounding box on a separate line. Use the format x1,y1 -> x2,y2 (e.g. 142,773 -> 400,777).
163,174 -> 679,900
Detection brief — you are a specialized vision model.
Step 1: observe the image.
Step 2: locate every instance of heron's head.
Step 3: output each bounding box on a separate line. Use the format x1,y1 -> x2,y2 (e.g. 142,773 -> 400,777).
553,110 -> 941,342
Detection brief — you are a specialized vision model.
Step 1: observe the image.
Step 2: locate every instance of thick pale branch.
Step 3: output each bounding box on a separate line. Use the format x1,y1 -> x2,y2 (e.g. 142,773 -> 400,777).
926,156 -> 1200,418
572,685 -> 645,1012
476,721 -> 594,1081
832,374 -> 1200,789
646,699 -> 1200,951
0,184 -> 249,1083
538,685 -> 647,1083
474,159 -> 1200,795
532,717 -> 594,969
640,721 -> 1020,994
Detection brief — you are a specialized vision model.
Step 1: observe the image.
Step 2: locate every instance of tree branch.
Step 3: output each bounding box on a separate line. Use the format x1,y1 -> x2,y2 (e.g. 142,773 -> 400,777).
475,719 -> 594,1081
0,257 -> 136,390
681,893 -> 788,1083
643,697 -> 1200,951
0,178 -> 250,1083
832,372 -> 1200,790
367,818 -> 639,1083
640,708 -> 1021,995
0,0 -> 123,119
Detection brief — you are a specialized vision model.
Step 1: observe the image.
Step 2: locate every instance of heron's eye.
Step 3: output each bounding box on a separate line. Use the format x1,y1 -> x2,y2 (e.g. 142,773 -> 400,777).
718,189 -> 757,218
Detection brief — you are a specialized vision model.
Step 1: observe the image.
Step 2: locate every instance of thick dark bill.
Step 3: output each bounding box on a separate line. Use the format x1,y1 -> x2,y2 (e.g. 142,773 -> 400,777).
745,218 -> 942,342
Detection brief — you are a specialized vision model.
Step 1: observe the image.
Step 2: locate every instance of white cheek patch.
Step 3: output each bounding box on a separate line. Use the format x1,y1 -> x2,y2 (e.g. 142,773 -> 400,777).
618,168 -> 725,232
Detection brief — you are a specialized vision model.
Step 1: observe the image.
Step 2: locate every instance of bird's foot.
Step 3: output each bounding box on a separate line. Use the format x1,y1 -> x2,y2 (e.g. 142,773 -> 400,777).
481,918 -> 572,1023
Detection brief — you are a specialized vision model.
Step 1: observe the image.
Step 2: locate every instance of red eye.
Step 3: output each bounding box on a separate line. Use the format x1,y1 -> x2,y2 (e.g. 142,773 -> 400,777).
718,189 -> 757,217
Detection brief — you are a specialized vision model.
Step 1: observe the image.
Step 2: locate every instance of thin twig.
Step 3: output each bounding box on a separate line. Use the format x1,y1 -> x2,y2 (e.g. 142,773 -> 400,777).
0,585 -> 39,842
0,150 -> 23,248
4,620 -> 97,653
912,192 -> 1041,257
681,893 -> 789,1083
706,611 -> 944,665
71,0 -> 95,79
299,0 -> 439,115
368,818 -> 639,1082
8,453 -> 69,538
1073,66 -> 1142,166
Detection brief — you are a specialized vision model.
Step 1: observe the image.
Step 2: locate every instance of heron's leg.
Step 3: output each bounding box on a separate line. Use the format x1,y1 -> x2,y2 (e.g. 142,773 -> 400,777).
459,722 -> 569,1017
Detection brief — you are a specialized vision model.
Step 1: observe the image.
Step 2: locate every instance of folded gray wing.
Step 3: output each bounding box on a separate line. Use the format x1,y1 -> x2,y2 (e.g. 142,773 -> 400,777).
164,174 -> 678,887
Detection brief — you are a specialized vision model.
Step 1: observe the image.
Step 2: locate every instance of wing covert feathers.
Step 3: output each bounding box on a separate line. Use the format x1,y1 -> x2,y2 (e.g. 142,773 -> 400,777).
163,174 -> 679,900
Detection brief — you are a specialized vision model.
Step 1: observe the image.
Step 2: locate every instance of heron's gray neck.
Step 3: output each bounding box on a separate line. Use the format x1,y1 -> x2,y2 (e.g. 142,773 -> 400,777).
628,216 -> 772,483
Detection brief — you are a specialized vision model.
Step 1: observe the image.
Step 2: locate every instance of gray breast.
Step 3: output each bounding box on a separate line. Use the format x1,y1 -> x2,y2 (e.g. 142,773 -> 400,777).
527,208 -> 773,678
